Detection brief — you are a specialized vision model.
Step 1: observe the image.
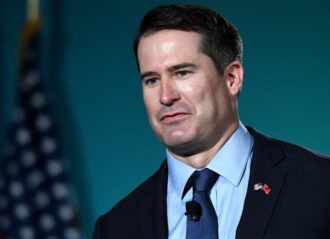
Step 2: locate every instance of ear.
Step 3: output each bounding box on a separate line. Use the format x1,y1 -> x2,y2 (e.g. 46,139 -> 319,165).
223,61 -> 243,96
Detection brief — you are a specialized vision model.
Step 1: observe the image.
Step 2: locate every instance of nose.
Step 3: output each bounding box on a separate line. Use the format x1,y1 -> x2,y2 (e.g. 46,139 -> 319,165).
159,79 -> 181,106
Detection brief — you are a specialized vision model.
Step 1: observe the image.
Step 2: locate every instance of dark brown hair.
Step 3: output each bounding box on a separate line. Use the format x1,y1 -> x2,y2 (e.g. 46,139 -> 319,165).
134,4 -> 243,75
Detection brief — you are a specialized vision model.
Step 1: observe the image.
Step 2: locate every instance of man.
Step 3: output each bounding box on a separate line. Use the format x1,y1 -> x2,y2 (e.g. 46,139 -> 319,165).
93,4 -> 330,239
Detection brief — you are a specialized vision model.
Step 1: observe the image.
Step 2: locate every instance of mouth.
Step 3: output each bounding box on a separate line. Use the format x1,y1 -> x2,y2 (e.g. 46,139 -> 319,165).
160,112 -> 189,123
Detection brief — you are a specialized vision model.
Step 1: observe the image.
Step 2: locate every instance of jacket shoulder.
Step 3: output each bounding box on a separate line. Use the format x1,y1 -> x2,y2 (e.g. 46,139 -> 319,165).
248,126 -> 329,162
248,126 -> 330,183
277,138 -> 329,161
276,137 -> 330,176
93,160 -> 168,239
107,160 -> 167,216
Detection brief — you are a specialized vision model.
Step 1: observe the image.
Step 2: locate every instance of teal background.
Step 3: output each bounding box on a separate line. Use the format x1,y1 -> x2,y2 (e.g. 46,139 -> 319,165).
1,0 -> 329,237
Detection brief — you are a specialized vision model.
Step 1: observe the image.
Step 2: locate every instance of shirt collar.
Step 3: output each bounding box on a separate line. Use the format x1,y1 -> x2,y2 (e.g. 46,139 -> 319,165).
167,121 -> 253,198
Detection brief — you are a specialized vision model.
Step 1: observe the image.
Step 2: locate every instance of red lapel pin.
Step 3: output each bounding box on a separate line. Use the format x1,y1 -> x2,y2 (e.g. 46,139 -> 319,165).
254,182 -> 271,195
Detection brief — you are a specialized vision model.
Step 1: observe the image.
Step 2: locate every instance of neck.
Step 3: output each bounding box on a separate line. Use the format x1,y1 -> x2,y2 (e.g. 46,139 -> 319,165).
169,120 -> 239,169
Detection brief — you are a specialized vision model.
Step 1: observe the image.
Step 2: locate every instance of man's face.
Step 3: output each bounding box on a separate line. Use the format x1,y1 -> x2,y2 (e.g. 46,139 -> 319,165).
138,30 -> 238,156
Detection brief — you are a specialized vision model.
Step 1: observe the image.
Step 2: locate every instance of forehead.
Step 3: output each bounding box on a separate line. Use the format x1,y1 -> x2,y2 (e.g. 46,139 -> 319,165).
137,30 -> 202,69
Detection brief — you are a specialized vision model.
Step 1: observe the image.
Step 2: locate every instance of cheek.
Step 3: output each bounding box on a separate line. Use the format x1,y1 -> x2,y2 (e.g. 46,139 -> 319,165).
185,84 -> 216,115
184,78 -> 227,119
179,78 -> 210,104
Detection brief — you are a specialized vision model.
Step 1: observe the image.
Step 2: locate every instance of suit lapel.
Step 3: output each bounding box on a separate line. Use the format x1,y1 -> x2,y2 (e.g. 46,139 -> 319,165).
139,160 -> 169,239
236,128 -> 287,239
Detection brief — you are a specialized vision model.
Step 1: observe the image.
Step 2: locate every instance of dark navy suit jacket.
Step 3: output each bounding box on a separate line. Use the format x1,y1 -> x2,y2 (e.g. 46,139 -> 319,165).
93,127 -> 330,239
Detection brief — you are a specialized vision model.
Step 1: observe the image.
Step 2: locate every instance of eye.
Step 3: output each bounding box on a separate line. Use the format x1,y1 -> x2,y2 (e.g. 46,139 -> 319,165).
176,70 -> 191,78
144,78 -> 159,85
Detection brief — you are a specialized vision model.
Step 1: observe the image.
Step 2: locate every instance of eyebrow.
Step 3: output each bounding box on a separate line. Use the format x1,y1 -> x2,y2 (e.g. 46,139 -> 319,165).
168,63 -> 197,71
140,63 -> 197,80
140,71 -> 157,80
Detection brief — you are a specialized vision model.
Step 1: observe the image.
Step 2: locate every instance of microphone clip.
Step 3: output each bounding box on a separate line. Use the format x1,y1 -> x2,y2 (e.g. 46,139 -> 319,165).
185,200 -> 202,222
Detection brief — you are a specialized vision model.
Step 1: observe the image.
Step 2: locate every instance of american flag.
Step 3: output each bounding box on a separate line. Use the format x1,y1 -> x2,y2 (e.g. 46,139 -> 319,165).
254,182 -> 263,191
0,20 -> 82,239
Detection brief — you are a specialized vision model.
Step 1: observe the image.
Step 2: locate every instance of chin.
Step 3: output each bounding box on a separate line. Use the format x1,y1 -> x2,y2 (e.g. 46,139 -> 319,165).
162,134 -> 199,154
161,128 -> 192,144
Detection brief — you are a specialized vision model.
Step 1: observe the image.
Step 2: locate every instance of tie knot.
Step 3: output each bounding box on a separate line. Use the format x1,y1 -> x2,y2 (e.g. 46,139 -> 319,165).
191,168 -> 219,193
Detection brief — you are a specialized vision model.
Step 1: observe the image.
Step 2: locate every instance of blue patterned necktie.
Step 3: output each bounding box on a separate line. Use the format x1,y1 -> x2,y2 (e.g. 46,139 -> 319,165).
186,168 -> 219,239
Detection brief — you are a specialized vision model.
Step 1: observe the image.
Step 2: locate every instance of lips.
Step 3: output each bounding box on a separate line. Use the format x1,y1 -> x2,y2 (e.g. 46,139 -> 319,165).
160,112 -> 189,123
